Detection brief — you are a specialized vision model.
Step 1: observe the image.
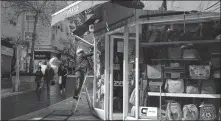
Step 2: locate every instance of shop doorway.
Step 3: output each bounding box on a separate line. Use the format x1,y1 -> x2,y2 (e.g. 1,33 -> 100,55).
109,36 -> 124,120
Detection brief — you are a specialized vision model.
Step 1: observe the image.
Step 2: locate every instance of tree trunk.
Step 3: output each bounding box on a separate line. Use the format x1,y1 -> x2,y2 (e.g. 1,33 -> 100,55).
29,12 -> 38,73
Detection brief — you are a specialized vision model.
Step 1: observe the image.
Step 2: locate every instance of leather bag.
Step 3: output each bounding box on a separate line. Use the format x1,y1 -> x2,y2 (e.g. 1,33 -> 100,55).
168,47 -> 182,59
183,104 -> 199,120
165,79 -> 184,93
182,48 -> 200,59
147,65 -> 161,79
166,101 -> 182,120
129,88 -> 135,106
189,65 -> 210,79
201,80 -> 216,94
213,69 -> 220,79
199,103 -> 217,120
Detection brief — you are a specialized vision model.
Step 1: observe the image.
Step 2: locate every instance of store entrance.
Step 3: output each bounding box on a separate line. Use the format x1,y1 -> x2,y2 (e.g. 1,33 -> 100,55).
109,36 -> 124,119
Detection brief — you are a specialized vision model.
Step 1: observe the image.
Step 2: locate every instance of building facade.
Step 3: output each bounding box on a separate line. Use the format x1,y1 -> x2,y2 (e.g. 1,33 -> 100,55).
1,1 -> 73,73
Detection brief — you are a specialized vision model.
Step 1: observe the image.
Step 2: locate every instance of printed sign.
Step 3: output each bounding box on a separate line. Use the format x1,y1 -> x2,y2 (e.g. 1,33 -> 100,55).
139,107 -> 158,120
1,46 -> 13,56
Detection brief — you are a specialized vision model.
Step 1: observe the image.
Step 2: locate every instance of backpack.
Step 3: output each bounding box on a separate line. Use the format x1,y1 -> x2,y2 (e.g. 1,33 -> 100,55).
183,104 -> 199,120
166,101 -> 182,120
199,103 -> 216,120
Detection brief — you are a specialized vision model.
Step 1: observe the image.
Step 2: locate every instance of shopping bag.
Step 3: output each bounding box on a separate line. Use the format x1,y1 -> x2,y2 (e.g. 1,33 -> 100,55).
129,89 -> 135,105
58,76 -> 62,84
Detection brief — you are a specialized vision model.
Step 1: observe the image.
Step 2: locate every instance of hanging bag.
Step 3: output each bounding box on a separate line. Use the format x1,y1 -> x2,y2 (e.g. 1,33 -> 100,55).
166,101 -> 182,120
199,103 -> 217,120
129,88 -> 135,105
147,65 -> 162,79
183,104 -> 199,120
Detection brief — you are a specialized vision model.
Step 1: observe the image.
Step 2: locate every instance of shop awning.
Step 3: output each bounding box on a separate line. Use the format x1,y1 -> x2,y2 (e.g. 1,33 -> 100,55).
166,1 -> 220,12
51,1 -> 108,26
142,1 -> 220,12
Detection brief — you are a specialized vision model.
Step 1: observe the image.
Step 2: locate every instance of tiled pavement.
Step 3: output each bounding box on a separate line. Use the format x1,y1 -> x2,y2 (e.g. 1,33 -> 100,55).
11,94 -> 101,120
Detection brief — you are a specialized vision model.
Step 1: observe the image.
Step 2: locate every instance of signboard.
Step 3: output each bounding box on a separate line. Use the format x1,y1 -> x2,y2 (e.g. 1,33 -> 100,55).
1,45 -> 14,56
34,51 -> 50,59
139,107 -> 158,120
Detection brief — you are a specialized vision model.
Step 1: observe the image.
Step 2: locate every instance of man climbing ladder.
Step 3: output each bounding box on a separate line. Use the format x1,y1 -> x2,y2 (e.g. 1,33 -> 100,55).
73,48 -> 93,100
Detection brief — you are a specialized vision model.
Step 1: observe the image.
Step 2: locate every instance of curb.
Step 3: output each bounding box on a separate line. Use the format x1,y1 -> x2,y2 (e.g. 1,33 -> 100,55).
1,90 -> 34,98
11,97 -> 73,120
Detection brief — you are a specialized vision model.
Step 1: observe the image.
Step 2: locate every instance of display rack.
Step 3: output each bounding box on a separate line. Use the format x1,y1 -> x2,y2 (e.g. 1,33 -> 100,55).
140,40 -> 220,47
142,37 -> 220,120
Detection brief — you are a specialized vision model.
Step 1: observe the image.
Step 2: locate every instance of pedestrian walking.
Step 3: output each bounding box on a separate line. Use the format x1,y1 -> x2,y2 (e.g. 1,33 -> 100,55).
35,66 -> 43,91
58,64 -> 68,94
44,63 -> 55,92
73,48 -> 93,100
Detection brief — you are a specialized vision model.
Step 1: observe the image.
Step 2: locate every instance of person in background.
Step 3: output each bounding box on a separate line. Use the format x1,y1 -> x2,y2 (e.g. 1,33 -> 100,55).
58,64 -> 68,93
61,65 -> 68,93
44,63 -> 55,92
73,48 -> 93,100
35,66 -> 43,91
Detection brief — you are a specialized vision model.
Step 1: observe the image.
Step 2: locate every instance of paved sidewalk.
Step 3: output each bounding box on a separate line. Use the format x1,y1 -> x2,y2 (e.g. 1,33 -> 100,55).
11,95 -> 101,120
1,88 -> 33,98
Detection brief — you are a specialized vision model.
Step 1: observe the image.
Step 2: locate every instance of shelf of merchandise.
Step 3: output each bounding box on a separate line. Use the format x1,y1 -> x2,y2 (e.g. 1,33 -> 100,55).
151,59 -> 200,62
140,40 -> 220,47
148,92 -> 220,98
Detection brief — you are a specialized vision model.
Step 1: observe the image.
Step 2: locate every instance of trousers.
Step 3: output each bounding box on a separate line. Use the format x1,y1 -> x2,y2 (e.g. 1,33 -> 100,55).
74,70 -> 85,96
60,76 -> 67,90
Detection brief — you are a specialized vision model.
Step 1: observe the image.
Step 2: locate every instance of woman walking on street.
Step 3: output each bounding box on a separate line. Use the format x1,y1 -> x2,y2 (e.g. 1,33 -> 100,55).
58,64 -> 68,94
35,66 -> 43,91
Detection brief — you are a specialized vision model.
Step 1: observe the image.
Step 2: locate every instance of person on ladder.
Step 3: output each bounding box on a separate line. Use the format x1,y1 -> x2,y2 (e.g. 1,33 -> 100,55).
73,48 -> 93,100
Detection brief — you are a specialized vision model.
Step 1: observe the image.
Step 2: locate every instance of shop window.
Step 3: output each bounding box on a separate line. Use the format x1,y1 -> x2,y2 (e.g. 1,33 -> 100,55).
139,20 -> 220,120
95,36 -> 105,109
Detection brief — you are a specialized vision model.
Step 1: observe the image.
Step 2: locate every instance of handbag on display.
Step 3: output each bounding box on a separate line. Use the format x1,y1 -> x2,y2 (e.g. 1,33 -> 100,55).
212,69 -> 220,79
216,34 -> 220,40
186,85 -> 200,94
166,101 -> 182,120
147,65 -> 162,79
189,65 -> 210,79
131,106 -> 136,117
129,88 -> 135,105
183,104 -> 199,120
148,30 -> 161,42
201,80 -> 216,94
199,103 -> 217,120
186,81 -> 200,94
149,81 -> 163,92
157,104 -> 167,120
168,47 -> 182,59
182,48 -> 200,59
211,56 -> 220,68
165,79 -> 184,93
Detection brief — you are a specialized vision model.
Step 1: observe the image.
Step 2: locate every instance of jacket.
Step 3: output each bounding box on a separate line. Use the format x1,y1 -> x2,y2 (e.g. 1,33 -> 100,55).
35,71 -> 43,82
75,52 -> 93,73
44,67 -> 54,81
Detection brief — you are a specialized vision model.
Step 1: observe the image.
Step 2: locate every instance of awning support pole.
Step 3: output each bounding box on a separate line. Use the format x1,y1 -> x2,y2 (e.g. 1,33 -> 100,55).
74,34 -> 94,46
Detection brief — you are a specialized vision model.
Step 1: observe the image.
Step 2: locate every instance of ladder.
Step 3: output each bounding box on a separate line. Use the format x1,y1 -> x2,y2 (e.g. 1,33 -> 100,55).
71,72 -> 93,114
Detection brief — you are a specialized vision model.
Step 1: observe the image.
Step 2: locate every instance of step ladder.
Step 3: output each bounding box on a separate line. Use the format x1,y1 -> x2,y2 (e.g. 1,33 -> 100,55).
71,72 -> 93,114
